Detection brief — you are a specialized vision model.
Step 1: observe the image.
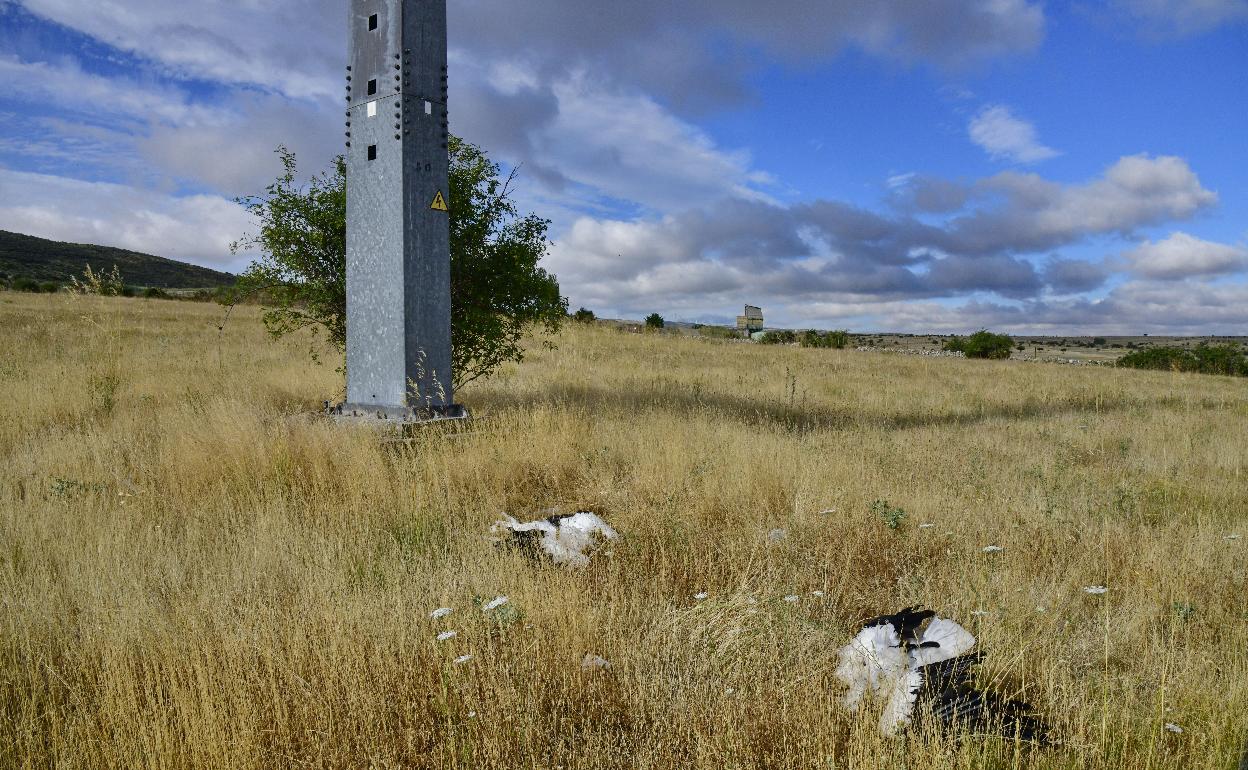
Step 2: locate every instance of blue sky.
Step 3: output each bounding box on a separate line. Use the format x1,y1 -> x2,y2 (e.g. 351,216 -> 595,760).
1,0 -> 1246,333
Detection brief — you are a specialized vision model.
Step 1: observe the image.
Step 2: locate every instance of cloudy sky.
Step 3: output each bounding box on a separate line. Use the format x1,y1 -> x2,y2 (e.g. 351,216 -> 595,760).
1,0 -> 1245,333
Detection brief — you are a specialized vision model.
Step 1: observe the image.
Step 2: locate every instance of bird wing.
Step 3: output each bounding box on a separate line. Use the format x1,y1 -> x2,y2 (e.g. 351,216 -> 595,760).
835,624 -> 908,710
878,669 -> 923,736
927,686 -> 1048,743
918,652 -> 983,693
545,512 -> 617,566
560,512 -> 619,541
861,606 -> 935,643
910,617 -> 976,667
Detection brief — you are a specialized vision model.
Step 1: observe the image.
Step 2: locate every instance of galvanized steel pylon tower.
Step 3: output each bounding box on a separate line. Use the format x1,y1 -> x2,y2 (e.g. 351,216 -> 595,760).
341,0 -> 460,420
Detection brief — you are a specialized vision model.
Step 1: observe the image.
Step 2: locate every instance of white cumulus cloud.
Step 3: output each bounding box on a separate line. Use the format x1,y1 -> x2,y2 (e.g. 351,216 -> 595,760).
0,54 -> 220,126
1125,232 -> 1248,279
0,168 -> 253,269
968,105 -> 1059,164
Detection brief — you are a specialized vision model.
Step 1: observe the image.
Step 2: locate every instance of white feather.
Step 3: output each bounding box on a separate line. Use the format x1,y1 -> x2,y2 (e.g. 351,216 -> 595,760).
548,512 -> 618,566
878,669 -> 922,736
834,613 -> 981,737
834,624 -> 908,712
909,617 -> 976,667
492,512 -> 618,567
489,514 -> 555,537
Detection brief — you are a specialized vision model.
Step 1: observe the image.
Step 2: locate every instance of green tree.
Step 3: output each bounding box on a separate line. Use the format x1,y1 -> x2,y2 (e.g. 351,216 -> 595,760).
573,307 -> 596,323
231,151 -> 347,352
231,138 -> 566,389
759,329 -> 797,345
645,313 -> 665,330
799,329 -> 850,349
944,329 -> 1014,359
1117,344 -> 1247,377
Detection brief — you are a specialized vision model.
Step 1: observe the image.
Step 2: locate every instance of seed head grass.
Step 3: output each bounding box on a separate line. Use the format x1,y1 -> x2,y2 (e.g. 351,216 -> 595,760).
1,293 -> 1245,768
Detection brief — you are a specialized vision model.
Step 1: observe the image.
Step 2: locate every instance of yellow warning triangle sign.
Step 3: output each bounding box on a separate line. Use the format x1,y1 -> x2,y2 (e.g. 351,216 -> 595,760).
430,191 -> 448,212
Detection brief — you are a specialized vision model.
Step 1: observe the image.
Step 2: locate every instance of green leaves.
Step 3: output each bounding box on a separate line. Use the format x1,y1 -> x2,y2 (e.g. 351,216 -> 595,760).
447,137 -> 566,388
1117,344 -> 1248,377
231,147 -> 348,352
943,330 -> 1014,359
229,139 -> 566,389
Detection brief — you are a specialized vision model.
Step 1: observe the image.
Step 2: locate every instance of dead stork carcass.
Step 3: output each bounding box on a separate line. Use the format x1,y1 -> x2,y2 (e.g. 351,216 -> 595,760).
834,606 -> 1048,742
490,511 -> 618,567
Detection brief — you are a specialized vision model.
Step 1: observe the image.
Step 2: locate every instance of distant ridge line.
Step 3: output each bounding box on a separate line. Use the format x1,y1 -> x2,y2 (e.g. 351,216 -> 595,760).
0,229 -> 236,288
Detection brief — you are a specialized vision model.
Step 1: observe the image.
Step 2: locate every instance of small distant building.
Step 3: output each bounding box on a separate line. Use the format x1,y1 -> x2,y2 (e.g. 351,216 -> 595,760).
736,305 -> 764,334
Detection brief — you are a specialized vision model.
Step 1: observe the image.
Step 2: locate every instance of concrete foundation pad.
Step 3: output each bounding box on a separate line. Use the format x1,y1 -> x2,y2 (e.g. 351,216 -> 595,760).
324,401 -> 469,428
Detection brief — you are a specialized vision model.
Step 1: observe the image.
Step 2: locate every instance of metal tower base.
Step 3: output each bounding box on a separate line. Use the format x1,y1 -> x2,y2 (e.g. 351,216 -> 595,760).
324,401 -> 469,426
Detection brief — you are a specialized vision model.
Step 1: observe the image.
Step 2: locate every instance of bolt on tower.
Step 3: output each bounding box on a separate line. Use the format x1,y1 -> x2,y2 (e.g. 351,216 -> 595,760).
340,0 -> 461,420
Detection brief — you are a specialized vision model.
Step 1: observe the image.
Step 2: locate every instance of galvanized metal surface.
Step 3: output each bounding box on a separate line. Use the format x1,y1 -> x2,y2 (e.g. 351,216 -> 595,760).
324,400 -> 469,429
345,0 -> 454,411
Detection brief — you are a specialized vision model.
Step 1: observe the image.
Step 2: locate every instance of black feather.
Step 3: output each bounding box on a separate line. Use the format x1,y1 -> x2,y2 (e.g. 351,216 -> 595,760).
495,525 -> 550,562
860,606 -> 935,642
919,669 -> 1048,743
852,607 -> 1051,743
920,652 -> 984,692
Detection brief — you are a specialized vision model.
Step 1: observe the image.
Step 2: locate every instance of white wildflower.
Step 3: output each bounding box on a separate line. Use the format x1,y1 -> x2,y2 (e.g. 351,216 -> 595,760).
467,711 -> 477,718
724,687 -> 737,696
971,610 -> 990,617
581,654 -> 612,671
1225,534 -> 1242,541
982,545 -> 1004,553
693,592 -> 709,601
818,508 -> 838,515
767,528 -> 788,543
1164,722 -> 1183,734
1083,586 -> 1109,595
783,595 -> 800,603
919,523 -> 936,530
430,607 -> 454,620
436,631 -> 457,642
453,655 -> 473,665
482,596 -> 509,611
812,590 -> 825,598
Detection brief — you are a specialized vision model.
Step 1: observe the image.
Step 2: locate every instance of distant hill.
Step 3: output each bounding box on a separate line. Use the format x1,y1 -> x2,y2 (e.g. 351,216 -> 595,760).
0,230 -> 236,288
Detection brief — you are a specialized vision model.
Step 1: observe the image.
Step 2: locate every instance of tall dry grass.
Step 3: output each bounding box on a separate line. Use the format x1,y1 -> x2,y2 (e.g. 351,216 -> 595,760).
0,291 -> 1245,768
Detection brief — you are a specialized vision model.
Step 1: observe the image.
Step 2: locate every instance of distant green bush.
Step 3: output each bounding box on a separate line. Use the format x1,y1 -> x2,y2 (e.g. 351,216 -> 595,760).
11,276 -> 40,292
697,325 -> 739,340
644,313 -> 664,330
143,286 -> 171,299
944,330 -> 1014,359
799,329 -> 850,349
1117,344 -> 1248,377
759,330 -> 797,345
38,282 -> 60,294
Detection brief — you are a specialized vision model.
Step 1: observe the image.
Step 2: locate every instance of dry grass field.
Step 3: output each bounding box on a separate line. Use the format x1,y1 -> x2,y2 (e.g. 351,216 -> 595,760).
2,291 -> 1246,769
